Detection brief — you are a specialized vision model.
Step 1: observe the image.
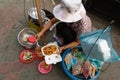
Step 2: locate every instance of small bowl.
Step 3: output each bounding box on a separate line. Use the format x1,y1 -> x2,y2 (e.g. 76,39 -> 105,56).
17,28 -> 37,48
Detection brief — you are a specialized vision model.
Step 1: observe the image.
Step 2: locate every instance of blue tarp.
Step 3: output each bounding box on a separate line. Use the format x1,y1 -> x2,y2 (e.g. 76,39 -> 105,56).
79,26 -> 120,62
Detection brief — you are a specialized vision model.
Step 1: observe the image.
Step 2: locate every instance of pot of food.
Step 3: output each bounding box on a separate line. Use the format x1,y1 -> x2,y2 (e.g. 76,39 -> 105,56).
27,7 -> 50,31
17,28 -> 37,48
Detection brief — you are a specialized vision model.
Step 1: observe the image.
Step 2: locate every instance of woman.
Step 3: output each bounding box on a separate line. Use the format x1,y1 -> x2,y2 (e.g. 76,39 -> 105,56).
35,0 -> 92,54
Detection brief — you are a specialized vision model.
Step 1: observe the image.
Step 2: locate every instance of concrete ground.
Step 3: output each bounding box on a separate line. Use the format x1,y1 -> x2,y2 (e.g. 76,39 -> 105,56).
0,0 -> 120,80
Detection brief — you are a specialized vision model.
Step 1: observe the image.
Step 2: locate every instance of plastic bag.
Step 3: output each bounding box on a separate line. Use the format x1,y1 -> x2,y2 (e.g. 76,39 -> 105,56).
72,50 -> 85,76
64,53 -> 76,70
79,26 -> 120,62
89,58 -> 104,71
82,61 -> 91,79
72,62 -> 82,75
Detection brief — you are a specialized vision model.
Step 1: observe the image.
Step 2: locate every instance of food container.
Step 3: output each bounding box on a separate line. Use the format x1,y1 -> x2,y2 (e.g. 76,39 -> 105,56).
44,54 -> 62,64
41,42 -> 62,64
17,28 -> 37,48
41,42 -> 59,56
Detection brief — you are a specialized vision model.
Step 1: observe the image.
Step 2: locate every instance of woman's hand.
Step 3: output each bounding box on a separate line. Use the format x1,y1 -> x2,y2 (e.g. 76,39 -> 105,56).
57,40 -> 80,54
58,46 -> 66,54
35,32 -> 43,40
35,18 -> 58,40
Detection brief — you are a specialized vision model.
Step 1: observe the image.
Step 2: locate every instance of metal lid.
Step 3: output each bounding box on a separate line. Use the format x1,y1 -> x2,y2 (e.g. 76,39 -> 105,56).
28,7 -> 46,19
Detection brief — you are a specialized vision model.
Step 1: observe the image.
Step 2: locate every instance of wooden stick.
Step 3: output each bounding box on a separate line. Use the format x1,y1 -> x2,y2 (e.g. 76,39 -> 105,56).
51,0 -> 56,5
35,0 -> 46,45
35,0 -> 43,31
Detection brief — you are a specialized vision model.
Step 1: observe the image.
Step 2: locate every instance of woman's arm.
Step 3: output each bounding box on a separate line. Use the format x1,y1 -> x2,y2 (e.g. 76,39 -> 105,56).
58,39 -> 80,54
35,18 -> 58,40
41,18 -> 58,34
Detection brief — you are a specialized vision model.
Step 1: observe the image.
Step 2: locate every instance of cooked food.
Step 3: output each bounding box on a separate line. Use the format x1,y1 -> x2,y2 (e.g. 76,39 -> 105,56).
43,45 -> 57,55
41,61 -> 49,69
71,48 -> 78,54
22,34 -> 28,42
64,54 -> 72,64
23,50 -> 33,60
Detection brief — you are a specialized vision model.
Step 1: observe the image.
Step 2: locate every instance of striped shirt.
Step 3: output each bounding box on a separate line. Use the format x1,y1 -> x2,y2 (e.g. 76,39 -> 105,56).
67,15 -> 92,39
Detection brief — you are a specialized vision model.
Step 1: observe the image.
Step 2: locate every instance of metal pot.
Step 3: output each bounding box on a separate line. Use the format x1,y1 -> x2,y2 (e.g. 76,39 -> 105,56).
28,7 -> 46,26
27,7 -> 51,31
17,28 -> 37,48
